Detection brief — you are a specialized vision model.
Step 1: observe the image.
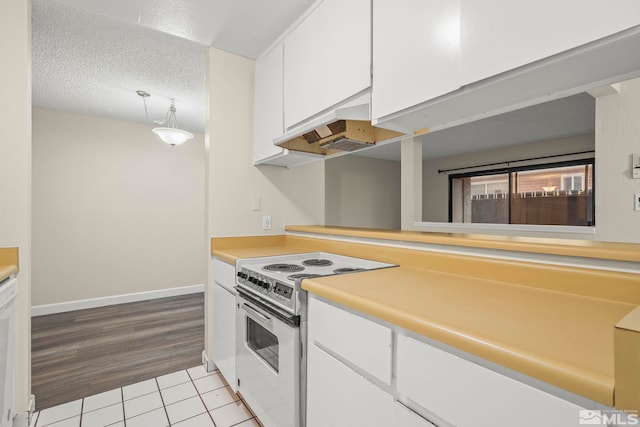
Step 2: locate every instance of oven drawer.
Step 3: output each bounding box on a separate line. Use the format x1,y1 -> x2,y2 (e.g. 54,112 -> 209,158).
308,296 -> 392,385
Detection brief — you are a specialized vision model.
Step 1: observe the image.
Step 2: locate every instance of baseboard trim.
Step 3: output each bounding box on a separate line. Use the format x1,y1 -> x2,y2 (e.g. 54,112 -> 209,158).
31,284 -> 205,317
202,350 -> 217,372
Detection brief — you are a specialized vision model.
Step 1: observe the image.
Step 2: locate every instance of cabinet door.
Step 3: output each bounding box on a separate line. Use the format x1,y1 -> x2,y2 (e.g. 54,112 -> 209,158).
317,0 -> 371,114
253,42 -> 285,164
372,0 -> 461,122
307,343 -> 393,427
393,402 -> 436,427
212,258 -> 237,391
284,0 -> 371,129
461,0 -> 640,85
283,5 -> 321,129
397,335 -> 585,427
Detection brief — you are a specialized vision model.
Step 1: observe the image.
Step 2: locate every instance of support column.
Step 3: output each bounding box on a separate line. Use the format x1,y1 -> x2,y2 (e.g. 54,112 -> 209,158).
401,137 -> 422,230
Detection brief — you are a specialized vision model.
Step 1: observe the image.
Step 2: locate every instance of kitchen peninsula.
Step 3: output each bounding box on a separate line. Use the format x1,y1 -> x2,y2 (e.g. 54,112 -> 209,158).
211,226 -> 640,427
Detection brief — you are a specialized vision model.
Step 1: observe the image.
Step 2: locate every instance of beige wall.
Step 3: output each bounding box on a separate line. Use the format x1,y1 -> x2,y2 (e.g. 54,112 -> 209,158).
207,47 -> 324,238
0,0 -> 32,412
32,108 -> 207,306
205,47 -> 325,359
325,155 -> 401,229
422,134 -> 595,222
595,78 -> 640,243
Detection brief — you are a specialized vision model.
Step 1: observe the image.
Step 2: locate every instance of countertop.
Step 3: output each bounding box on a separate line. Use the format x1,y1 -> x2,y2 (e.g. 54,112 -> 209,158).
0,247 -> 19,282
0,265 -> 18,283
286,225 -> 640,263
210,234 -> 640,408
302,266 -> 635,407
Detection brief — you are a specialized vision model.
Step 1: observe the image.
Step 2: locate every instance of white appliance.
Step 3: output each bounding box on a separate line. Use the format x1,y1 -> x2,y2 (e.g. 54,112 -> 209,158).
0,277 -> 18,427
235,253 -> 395,427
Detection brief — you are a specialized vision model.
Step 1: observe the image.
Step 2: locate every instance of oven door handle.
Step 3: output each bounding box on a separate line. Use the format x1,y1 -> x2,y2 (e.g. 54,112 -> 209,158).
241,302 -> 273,326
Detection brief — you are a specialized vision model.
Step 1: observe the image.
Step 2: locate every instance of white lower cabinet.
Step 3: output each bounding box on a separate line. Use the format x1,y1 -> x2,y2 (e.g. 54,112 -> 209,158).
306,342 -> 394,427
306,296 -> 592,427
212,258 -> 237,392
308,297 -> 392,384
396,334 -> 585,427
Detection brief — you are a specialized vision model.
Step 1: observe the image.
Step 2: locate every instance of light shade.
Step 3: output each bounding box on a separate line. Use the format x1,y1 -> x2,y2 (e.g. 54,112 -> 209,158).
152,127 -> 193,146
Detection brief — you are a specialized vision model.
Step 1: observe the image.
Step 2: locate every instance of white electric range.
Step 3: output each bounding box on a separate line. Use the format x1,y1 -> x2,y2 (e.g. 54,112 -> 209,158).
234,252 -> 396,427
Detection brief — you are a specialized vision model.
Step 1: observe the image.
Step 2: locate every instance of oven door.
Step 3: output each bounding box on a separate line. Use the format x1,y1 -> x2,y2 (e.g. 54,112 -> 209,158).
236,291 -> 301,427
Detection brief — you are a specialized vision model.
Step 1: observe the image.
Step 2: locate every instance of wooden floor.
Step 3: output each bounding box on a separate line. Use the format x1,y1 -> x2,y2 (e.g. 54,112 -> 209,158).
31,293 -> 205,411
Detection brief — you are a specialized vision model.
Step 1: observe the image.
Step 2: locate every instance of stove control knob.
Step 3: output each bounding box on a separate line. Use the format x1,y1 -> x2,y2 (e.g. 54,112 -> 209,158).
257,280 -> 264,288
263,282 -> 271,290
249,277 -> 256,284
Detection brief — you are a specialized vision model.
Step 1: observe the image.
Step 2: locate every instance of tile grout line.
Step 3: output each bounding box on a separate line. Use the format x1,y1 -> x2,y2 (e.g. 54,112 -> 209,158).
155,376 -> 172,426
188,368 -> 218,427
79,398 -> 84,426
120,387 -> 126,427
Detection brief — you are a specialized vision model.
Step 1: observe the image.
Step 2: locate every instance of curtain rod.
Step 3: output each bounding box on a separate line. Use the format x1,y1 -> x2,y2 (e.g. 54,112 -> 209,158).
437,150 -> 595,174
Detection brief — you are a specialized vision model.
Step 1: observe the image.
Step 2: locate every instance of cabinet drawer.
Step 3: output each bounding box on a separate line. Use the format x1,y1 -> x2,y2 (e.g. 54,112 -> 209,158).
308,297 -> 392,384
212,257 -> 235,291
397,335 -> 585,427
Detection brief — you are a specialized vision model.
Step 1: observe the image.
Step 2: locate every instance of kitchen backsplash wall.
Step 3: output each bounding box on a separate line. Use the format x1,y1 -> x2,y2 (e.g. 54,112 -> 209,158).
31,108 -> 208,305
207,47 -> 325,238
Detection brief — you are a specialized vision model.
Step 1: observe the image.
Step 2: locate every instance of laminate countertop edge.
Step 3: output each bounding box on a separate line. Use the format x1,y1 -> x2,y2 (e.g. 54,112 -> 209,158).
285,225 -> 640,263
0,265 -> 18,283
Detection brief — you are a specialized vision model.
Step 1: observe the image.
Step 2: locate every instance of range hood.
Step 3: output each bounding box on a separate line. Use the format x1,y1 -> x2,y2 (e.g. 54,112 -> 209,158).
273,96 -> 403,158
276,119 -> 403,156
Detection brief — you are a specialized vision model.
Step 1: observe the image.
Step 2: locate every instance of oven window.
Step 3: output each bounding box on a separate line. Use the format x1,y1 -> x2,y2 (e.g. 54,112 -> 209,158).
247,317 -> 279,372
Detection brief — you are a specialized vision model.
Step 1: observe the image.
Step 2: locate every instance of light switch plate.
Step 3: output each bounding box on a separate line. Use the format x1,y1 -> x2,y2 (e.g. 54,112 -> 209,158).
635,193 -> 640,211
633,154 -> 640,179
251,195 -> 261,211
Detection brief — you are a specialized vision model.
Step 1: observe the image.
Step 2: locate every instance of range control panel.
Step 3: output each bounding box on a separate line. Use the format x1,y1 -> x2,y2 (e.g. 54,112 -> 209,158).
237,267 -> 295,311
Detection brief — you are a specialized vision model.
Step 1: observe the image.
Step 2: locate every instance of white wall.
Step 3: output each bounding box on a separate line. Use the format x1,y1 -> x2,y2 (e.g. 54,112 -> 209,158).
0,0 -> 32,413
422,134 -> 595,222
32,108 -> 207,306
325,155 -> 401,229
595,78 -> 640,243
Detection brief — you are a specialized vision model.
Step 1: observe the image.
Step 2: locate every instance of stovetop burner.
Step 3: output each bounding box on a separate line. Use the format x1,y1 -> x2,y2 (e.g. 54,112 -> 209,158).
263,263 -> 305,273
237,253 -> 397,316
334,267 -> 366,274
302,259 -> 333,267
287,273 -> 324,281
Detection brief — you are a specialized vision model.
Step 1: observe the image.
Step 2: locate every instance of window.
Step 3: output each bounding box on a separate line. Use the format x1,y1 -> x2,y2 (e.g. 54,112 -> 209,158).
449,159 -> 594,226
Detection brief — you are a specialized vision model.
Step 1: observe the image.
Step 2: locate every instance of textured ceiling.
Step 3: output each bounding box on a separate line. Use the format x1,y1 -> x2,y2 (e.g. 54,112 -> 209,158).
356,93 -> 596,162
55,0 -> 315,59
32,0 -> 315,133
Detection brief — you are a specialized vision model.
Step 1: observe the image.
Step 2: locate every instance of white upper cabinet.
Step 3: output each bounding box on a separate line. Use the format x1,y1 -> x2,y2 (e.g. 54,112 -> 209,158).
371,0 -> 461,123
284,0 -> 372,129
461,0 -> 640,85
371,0 -> 640,133
253,42 -> 285,165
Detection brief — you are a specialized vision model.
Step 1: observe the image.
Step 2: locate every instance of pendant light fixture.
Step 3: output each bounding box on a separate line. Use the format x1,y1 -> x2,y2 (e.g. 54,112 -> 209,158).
137,90 -> 193,147
152,100 -> 193,147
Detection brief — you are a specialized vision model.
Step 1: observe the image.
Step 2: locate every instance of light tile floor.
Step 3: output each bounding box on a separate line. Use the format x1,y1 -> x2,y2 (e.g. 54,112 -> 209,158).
31,366 -> 261,427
